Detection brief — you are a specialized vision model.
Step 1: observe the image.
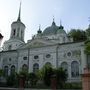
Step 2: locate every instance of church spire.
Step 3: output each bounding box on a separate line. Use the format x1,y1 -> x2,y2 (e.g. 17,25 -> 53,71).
52,16 -> 56,26
60,20 -> 62,26
17,2 -> 21,21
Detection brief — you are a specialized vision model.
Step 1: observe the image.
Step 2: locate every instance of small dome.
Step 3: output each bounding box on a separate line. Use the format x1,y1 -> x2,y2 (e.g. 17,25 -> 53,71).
37,29 -> 42,34
59,25 -> 64,29
57,25 -> 66,34
37,25 -> 42,34
43,21 -> 59,35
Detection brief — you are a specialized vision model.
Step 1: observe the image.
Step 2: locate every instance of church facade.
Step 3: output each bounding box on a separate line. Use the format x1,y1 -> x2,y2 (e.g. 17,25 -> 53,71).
0,8 -> 87,82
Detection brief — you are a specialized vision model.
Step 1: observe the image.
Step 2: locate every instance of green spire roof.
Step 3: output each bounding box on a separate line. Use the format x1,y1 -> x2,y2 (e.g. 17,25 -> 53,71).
17,2 -> 21,21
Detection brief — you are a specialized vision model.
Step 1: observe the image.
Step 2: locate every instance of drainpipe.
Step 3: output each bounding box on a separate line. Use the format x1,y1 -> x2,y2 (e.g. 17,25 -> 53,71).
56,44 -> 59,68
17,50 -> 19,73
28,48 -> 30,73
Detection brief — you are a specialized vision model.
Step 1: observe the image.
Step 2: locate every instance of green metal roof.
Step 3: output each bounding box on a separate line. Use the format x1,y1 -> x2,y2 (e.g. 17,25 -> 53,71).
43,22 -> 66,35
43,21 -> 59,35
57,28 -> 66,34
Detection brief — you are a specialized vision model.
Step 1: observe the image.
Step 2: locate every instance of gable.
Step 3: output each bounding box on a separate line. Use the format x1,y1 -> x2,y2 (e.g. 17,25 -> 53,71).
19,39 -> 54,49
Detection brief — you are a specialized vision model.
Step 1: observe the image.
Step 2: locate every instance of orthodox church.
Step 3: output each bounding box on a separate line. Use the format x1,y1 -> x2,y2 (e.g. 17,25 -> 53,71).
0,6 -> 87,82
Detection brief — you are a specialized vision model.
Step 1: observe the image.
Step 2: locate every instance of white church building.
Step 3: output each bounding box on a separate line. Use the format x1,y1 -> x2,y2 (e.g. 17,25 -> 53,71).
0,7 -> 87,82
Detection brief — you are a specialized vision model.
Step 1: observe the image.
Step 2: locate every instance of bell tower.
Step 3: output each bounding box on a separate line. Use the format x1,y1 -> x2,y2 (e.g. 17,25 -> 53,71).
3,3 -> 26,51
10,3 -> 25,41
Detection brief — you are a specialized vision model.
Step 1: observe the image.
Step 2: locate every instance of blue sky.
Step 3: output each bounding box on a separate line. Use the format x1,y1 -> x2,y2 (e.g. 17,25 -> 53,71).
0,0 -> 90,43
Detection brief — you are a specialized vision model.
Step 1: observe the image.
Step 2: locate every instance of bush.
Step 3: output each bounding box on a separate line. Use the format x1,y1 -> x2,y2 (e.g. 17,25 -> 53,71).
28,72 -> 38,87
6,73 -> 18,87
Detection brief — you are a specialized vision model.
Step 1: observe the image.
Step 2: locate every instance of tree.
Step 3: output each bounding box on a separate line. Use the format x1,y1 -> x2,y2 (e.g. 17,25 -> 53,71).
28,72 -> 38,87
84,40 -> 90,69
86,28 -> 90,38
0,69 -> 4,77
55,68 -> 67,88
85,40 -> 90,54
43,66 -> 53,86
38,64 -> 54,87
38,64 -> 67,88
6,73 -> 18,87
0,69 -> 4,83
68,29 -> 87,42
18,70 -> 29,87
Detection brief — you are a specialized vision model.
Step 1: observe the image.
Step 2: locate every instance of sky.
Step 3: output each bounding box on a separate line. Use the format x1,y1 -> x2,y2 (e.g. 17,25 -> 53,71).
0,0 -> 90,44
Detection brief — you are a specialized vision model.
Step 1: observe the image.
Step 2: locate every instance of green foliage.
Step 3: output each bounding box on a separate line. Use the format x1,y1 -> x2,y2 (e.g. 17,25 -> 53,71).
28,72 -> 38,87
68,29 -> 87,41
0,69 -> 5,86
0,67 -> 67,88
38,64 -> 54,86
17,70 -> 29,88
55,68 -> 67,88
19,70 -> 29,80
86,28 -> 90,37
43,67 -> 53,86
64,82 -> 82,89
85,40 -> 90,54
38,64 -> 67,88
0,69 -> 4,77
6,73 -> 18,87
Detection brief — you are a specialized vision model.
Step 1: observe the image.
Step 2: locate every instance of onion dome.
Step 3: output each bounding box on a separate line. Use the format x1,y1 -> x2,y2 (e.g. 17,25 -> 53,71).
57,21 -> 66,34
37,25 -> 42,34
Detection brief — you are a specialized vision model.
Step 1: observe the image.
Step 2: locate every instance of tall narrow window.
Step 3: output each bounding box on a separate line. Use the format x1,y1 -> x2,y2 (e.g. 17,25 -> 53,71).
13,29 -> 16,36
71,61 -> 79,77
33,63 -> 39,73
17,28 -> 20,37
61,62 -> 68,75
10,65 -> 15,75
4,66 -> 8,77
22,64 -> 28,72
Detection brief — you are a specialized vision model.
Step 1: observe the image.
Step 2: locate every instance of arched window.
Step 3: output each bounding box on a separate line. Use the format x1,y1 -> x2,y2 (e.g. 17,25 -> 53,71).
22,64 -> 28,72
45,62 -> 52,67
8,45 -> 12,50
17,28 -> 20,37
10,65 -> 15,75
33,63 -> 39,73
4,66 -> 8,76
13,29 -> 16,36
61,62 -> 68,75
63,37 -> 65,43
71,61 -> 79,77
